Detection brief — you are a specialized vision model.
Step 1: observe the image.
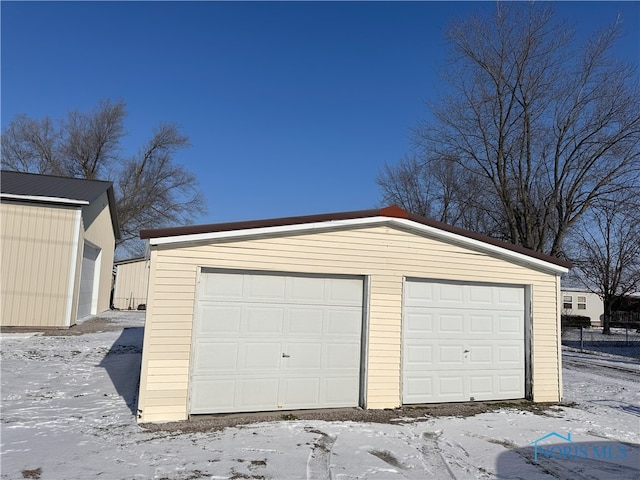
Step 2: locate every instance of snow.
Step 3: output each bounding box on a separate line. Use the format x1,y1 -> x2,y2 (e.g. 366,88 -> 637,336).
1,311 -> 639,479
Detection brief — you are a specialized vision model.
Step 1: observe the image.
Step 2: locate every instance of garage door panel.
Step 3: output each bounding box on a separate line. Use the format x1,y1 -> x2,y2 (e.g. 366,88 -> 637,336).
405,312 -> 434,335
497,287 -> 525,308
438,375 -> 465,397
241,342 -> 282,370
324,377 -> 360,404
403,280 -> 525,403
287,308 -> 324,335
238,378 -> 280,408
193,341 -> 239,371
326,308 -> 363,335
280,377 -> 321,407
438,345 -> 464,365
325,343 -> 361,369
201,272 -> 244,299
289,276 -> 326,302
469,315 -> 493,334
404,377 -> 434,402
468,345 -> 493,364
282,342 -> 322,370
404,343 -> 433,367
439,284 -> 465,302
406,280 -> 525,311
498,374 -> 523,395
190,378 -> 236,413
326,278 -> 364,305
469,375 -> 494,397
248,274 -> 287,300
498,314 -> 523,334
197,304 -> 242,334
438,314 -> 464,334
468,286 -> 494,304
497,345 -> 523,365
411,310 -> 524,339
246,306 -> 285,334
464,343 -> 523,369
405,281 -> 435,306
191,271 -> 363,414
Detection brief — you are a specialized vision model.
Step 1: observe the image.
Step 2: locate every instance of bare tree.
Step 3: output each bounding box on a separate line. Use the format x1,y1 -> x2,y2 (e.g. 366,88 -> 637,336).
378,155 -> 433,217
379,3 -> 640,257
378,153 -> 504,235
570,195 -> 640,334
61,100 -> 126,180
1,114 -> 62,175
1,99 -> 206,256
117,124 -> 204,247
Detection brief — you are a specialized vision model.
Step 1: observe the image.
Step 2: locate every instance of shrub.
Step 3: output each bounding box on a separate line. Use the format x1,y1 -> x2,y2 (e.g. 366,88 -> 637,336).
561,315 -> 591,329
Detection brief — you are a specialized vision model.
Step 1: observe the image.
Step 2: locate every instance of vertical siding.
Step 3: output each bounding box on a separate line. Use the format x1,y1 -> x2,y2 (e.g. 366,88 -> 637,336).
113,260 -> 150,310
138,225 -> 563,422
1,202 -> 78,327
83,192 -> 116,315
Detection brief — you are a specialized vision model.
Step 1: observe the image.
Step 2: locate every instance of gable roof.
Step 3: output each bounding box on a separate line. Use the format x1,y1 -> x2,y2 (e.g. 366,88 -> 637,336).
1,170 -> 121,239
140,205 -> 571,273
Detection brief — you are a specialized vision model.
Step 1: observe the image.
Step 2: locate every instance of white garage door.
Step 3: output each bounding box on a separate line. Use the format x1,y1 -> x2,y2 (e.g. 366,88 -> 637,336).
190,270 -> 364,414
77,243 -> 100,320
403,279 -> 525,404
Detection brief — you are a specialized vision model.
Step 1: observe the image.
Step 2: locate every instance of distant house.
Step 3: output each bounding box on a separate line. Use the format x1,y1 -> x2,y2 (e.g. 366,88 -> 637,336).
560,289 -> 604,326
113,257 -> 149,310
1,171 -> 120,328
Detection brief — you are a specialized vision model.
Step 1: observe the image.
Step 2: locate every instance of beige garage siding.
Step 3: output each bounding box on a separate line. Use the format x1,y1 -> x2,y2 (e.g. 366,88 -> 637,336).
1,202 -> 80,327
83,191 -> 117,315
138,224 -> 561,423
114,260 -> 149,310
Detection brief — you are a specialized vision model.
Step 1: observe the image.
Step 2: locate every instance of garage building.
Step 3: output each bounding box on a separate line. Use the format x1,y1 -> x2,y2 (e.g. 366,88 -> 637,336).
137,206 -> 570,423
113,257 -> 150,310
1,171 -> 120,328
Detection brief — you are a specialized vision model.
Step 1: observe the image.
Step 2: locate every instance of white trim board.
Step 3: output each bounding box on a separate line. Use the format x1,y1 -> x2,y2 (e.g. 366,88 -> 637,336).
0,193 -> 89,206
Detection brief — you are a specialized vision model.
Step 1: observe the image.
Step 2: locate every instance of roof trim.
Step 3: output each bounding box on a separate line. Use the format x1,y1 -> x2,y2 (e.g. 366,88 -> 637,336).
114,256 -> 148,265
141,206 -> 571,274
104,187 -> 121,240
0,193 -> 89,206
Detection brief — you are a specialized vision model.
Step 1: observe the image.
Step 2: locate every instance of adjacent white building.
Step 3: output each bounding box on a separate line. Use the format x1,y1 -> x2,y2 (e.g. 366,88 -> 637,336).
560,289 -> 604,326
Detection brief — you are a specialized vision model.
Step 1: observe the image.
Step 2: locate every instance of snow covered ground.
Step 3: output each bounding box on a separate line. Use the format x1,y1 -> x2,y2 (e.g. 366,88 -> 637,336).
1,311 -> 639,479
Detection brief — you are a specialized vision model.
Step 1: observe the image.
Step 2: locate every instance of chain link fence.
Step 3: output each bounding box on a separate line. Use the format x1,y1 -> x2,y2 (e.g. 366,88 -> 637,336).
561,314 -> 640,359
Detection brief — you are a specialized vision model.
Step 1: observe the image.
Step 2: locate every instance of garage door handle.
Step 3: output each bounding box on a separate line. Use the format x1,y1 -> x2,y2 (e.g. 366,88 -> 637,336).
282,353 -> 290,358
463,350 -> 470,353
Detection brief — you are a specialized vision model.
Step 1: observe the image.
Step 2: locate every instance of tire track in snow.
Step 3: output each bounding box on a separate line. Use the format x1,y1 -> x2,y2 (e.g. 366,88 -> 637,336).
306,428 -> 336,480
563,355 -> 640,379
422,431 -> 463,480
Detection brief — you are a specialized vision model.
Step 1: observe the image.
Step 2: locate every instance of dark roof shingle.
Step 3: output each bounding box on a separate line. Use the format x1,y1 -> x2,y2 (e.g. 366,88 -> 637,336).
1,170 -> 112,203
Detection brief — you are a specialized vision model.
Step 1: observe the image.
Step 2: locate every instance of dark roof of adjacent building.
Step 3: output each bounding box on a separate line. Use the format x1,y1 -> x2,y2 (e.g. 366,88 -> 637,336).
140,205 -> 572,269
1,170 -> 120,239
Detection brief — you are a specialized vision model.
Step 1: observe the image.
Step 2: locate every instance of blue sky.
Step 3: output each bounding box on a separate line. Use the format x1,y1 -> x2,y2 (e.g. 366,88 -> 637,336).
2,1 -> 639,225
